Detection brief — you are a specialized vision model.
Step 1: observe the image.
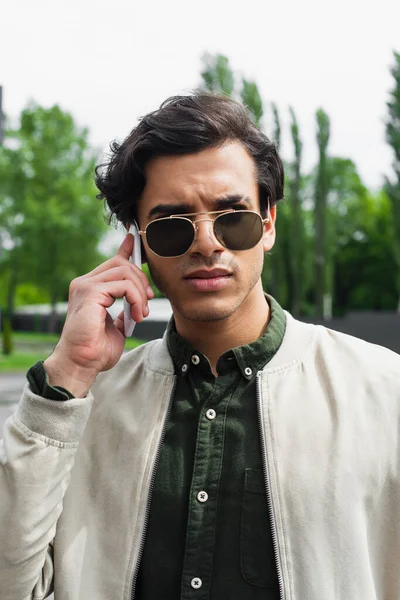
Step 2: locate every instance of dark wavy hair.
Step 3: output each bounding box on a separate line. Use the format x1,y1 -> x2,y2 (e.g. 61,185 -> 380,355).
95,91 -> 284,227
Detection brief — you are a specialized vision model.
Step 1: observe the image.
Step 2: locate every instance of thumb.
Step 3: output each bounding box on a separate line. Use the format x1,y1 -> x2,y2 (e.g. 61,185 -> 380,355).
114,310 -> 126,336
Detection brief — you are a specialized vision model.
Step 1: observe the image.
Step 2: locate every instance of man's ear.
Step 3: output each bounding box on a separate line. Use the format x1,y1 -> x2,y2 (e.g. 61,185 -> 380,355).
262,204 -> 277,253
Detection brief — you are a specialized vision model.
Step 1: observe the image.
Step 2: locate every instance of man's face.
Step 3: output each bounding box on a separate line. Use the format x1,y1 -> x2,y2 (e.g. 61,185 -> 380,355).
137,141 -> 276,323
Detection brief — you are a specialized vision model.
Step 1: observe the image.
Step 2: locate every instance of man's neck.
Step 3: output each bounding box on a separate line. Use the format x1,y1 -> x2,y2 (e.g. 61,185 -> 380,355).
173,285 -> 270,375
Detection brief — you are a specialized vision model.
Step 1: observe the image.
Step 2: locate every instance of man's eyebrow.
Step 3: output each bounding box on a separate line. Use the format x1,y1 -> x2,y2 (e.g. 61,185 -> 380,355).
148,203 -> 192,219
147,195 -> 251,219
215,195 -> 252,210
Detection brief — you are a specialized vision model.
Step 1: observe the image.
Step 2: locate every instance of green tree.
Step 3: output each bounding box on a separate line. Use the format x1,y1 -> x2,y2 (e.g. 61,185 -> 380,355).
201,53 -> 235,96
385,50 -> 400,311
264,103 -> 289,306
271,102 -> 281,151
240,80 -> 263,127
301,156 -> 390,316
314,108 -> 331,318
335,189 -> 397,311
0,120 -> 28,353
0,103 -> 106,338
287,108 -> 306,316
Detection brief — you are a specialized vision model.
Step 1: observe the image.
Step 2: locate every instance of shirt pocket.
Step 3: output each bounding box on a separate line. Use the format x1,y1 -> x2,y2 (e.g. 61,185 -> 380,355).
240,468 -> 279,589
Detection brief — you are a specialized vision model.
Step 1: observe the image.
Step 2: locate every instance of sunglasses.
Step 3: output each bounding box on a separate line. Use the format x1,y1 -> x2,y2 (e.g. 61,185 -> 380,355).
138,209 -> 269,258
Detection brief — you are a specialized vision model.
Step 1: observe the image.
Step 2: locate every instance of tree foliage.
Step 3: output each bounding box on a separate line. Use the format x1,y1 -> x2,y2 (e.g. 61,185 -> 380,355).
0,103 -> 107,339
288,107 -> 305,317
314,108 -> 331,318
335,189 -> 397,311
241,80 -> 263,127
271,103 -> 281,150
385,50 -> 400,310
201,54 -> 235,96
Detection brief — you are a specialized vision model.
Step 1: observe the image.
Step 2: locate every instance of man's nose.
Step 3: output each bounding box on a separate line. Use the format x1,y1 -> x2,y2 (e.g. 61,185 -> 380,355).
190,218 -> 224,256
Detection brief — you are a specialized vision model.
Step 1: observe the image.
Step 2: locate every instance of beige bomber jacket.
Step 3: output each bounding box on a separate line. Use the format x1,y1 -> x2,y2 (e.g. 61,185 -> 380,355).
1,311 -> 400,600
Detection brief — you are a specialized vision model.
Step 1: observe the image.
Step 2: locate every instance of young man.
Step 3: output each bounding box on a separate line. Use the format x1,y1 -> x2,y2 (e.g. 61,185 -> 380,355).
1,93 -> 399,600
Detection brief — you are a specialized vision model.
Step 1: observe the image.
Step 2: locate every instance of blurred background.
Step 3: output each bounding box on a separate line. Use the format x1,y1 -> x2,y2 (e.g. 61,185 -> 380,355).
1,0 -> 400,406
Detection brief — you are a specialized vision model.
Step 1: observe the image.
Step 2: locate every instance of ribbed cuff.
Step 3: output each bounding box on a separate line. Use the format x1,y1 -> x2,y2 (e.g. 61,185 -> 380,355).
15,384 -> 94,443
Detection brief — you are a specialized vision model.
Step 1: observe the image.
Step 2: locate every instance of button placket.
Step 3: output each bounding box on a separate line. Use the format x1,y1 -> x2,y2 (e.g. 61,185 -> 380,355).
181,370 -> 227,598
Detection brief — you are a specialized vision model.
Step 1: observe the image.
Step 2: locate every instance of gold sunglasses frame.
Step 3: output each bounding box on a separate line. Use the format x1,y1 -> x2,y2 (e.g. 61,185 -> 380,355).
137,209 -> 270,258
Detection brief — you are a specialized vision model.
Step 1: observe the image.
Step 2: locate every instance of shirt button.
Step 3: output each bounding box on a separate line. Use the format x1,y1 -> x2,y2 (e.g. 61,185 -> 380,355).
181,364 -> 188,373
191,577 -> 202,589
244,367 -> 252,377
197,490 -> 208,503
191,354 -> 200,365
206,408 -> 216,420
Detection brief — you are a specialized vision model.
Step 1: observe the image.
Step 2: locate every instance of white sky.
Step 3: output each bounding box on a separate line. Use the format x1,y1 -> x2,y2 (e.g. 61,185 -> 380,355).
1,0 -> 399,193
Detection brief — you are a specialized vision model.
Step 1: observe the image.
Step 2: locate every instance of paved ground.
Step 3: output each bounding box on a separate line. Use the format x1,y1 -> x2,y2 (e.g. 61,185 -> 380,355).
0,372 -> 26,403
0,373 -> 26,430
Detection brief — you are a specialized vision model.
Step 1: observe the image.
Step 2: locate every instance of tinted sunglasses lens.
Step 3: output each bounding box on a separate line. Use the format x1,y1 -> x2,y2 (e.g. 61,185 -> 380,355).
146,218 -> 194,257
214,212 -> 263,250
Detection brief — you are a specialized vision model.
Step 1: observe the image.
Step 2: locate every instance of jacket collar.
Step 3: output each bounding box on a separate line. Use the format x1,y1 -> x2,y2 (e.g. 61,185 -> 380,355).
144,295 -> 317,376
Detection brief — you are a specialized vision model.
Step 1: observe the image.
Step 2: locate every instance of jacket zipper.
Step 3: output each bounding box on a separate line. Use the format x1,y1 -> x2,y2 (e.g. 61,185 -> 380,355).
256,371 -> 285,600
130,375 -> 177,600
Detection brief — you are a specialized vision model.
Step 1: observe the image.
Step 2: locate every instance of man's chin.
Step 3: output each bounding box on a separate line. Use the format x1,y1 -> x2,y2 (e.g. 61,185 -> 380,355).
171,297 -> 237,323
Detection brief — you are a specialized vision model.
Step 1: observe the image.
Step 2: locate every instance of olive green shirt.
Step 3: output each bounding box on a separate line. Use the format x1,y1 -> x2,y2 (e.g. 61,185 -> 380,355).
136,296 -> 286,599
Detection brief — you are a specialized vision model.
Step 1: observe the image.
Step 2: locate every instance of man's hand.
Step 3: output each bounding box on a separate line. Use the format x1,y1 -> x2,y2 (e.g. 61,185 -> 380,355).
43,233 -> 154,396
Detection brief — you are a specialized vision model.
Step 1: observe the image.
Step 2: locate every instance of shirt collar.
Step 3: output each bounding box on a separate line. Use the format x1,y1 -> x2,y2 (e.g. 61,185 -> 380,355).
166,295 -> 286,379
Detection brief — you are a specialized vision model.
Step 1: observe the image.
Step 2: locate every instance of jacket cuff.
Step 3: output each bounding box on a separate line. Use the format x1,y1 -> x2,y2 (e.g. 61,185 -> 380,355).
14,384 -> 94,443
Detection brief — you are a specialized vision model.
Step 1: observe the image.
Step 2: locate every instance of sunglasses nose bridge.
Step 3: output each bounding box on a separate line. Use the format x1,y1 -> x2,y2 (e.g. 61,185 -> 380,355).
192,216 -> 224,251
193,217 -> 213,238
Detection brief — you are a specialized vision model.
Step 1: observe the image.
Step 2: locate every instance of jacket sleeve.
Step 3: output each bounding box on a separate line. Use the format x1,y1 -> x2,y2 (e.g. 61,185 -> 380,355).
0,383 -> 93,600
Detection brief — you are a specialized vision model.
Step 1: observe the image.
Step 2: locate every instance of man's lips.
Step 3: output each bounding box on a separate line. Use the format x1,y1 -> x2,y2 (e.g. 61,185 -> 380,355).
184,269 -> 232,279
183,269 -> 233,292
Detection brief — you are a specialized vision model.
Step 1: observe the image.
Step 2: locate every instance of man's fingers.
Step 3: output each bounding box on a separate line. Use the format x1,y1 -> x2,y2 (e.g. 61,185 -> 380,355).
75,233 -> 155,304
116,232 -> 135,261
89,266 -> 149,309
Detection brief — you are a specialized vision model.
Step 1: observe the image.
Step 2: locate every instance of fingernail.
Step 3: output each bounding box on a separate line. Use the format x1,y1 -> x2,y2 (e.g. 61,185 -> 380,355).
144,304 -> 149,316
147,286 -> 154,296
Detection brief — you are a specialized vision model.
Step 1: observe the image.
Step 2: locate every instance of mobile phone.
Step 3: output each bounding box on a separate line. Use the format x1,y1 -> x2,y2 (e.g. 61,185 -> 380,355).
124,224 -> 142,337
